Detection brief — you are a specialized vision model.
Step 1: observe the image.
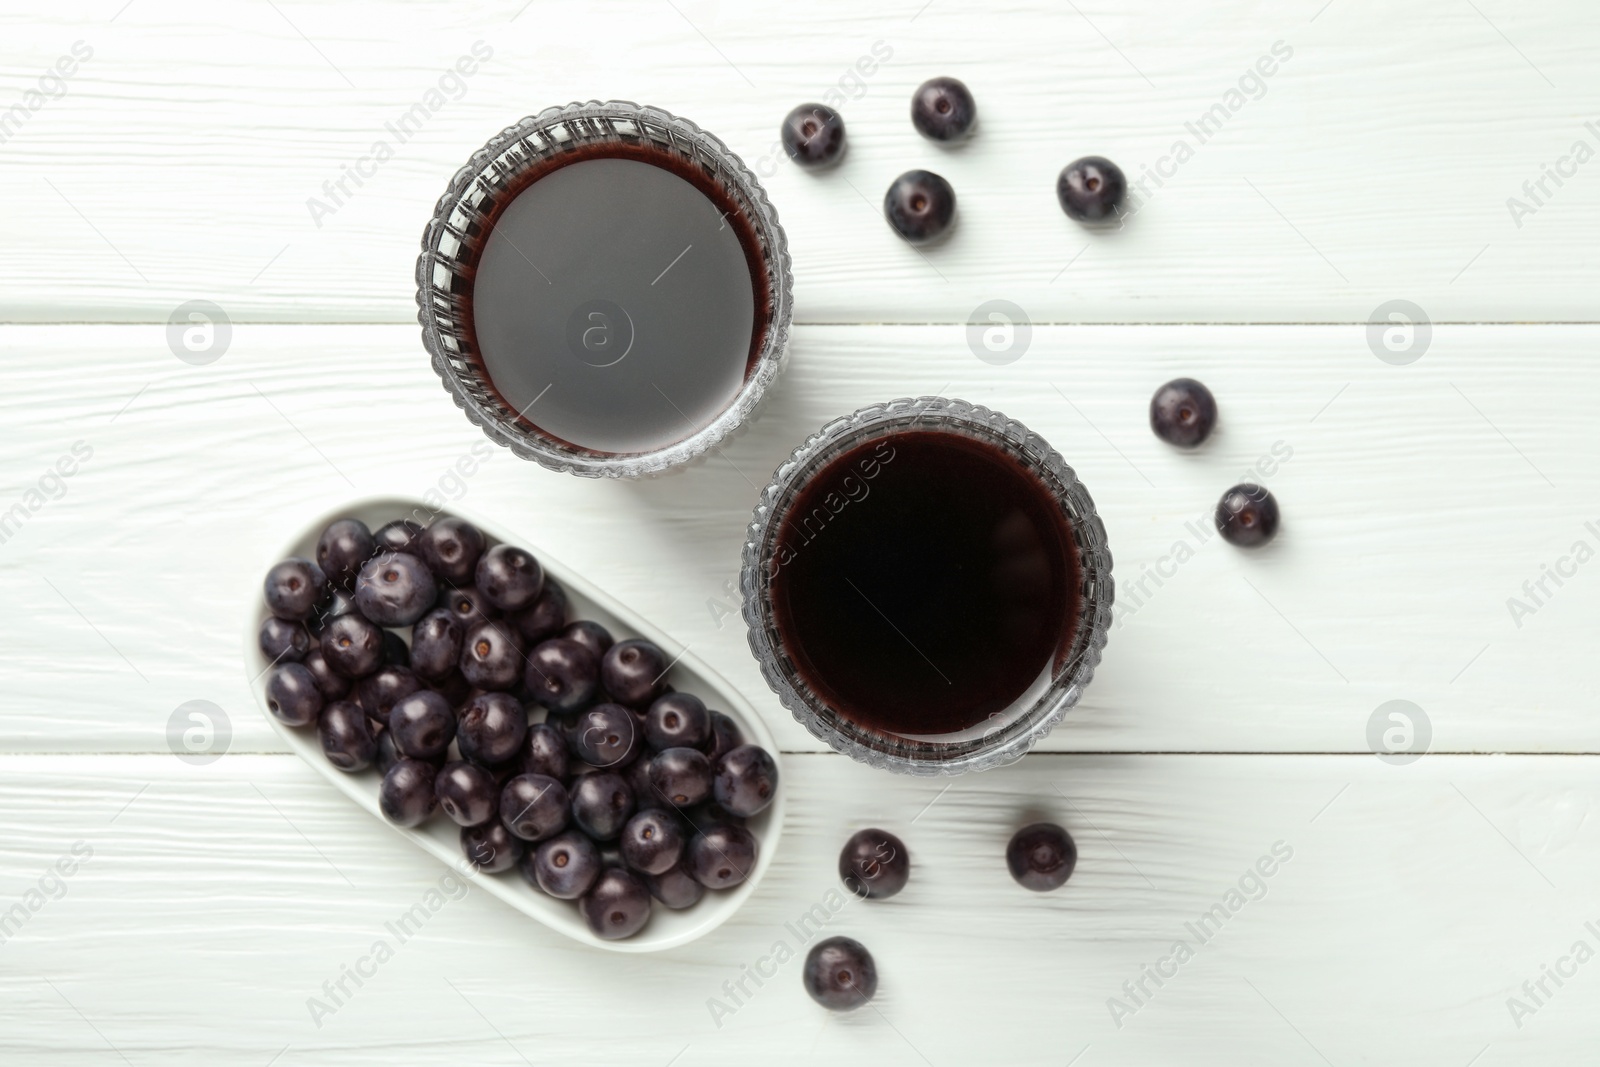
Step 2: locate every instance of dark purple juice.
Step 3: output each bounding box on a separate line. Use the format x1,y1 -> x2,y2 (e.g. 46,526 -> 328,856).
464,142 -> 770,455
767,430 -> 1081,741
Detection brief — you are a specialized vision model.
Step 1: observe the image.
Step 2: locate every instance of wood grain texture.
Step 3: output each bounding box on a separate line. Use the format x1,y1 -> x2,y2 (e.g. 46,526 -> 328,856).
0,752 -> 1593,1066
2,1 -> 1598,323
1,323 -> 1592,755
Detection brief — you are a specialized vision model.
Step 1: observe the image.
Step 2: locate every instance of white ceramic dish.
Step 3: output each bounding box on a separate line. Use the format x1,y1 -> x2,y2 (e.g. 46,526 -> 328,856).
244,496 -> 783,953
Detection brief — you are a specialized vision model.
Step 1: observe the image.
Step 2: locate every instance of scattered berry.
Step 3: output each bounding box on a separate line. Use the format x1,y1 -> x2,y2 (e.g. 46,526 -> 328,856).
911,76 -> 976,141
1149,378 -> 1218,448
1215,484 -> 1281,548
1057,156 -> 1126,223
1006,822 -> 1077,891
883,169 -> 956,243
803,936 -> 877,1011
839,828 -> 909,900
781,103 -> 846,167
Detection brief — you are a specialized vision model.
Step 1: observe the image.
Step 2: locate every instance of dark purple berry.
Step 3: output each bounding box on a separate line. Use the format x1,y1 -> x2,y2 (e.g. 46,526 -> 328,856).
309,588 -> 357,634
1057,156 -> 1126,223
264,662 -> 323,727
561,620 -> 613,661
600,639 -> 668,708
571,704 -> 641,769
579,866 -> 652,940
353,551 -> 437,627
625,754 -> 665,811
1006,822 -> 1077,891
315,518 -> 375,591
461,820 -> 523,874
703,710 -> 743,763
374,729 -> 406,775
689,823 -> 758,889
380,759 -> 438,827
523,638 -> 599,715
883,170 -> 956,244
410,608 -> 464,682
1216,483 -> 1280,548
520,721 -> 570,783
300,647 -> 351,700
510,581 -> 567,645
911,76 -> 976,142
439,584 -> 499,628
373,519 -> 423,554
713,744 -> 779,818
457,692 -> 528,766
258,616 -> 311,664
388,690 -> 456,761
355,665 -> 422,729
781,102 -> 846,167
319,613 -> 384,679
571,771 -> 635,841
643,861 -> 705,910
1150,378 -> 1218,448
474,543 -> 545,612
435,760 -> 498,827
418,517 -> 485,586
433,670 -> 472,709
644,692 -> 710,752
318,700 -> 376,771
264,557 -> 327,621
649,747 -> 713,809
684,801 -> 746,835
500,773 -> 569,842
459,620 -> 523,691
381,630 -> 409,668
839,828 -> 909,900
527,830 -> 602,899
803,936 -> 877,1011
620,809 -> 686,875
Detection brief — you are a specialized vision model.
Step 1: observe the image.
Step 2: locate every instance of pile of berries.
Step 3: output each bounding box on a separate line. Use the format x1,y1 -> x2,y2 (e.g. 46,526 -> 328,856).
258,513 -> 779,941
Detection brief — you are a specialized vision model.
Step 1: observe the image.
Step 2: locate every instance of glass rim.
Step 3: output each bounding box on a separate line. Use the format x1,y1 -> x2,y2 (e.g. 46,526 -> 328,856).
740,396 -> 1115,776
415,100 -> 793,479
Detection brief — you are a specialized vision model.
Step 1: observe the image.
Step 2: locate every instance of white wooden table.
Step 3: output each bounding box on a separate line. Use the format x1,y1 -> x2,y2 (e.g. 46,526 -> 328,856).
4,2 -> 1598,1063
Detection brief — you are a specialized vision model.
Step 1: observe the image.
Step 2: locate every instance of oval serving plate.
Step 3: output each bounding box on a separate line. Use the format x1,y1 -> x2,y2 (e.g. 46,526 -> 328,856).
243,496 -> 784,953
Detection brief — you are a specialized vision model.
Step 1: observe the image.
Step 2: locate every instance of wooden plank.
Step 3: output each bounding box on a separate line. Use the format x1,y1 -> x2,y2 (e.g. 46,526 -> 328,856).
0,752 -> 1591,1065
1,323 -> 1592,755
1,1 -> 1597,323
